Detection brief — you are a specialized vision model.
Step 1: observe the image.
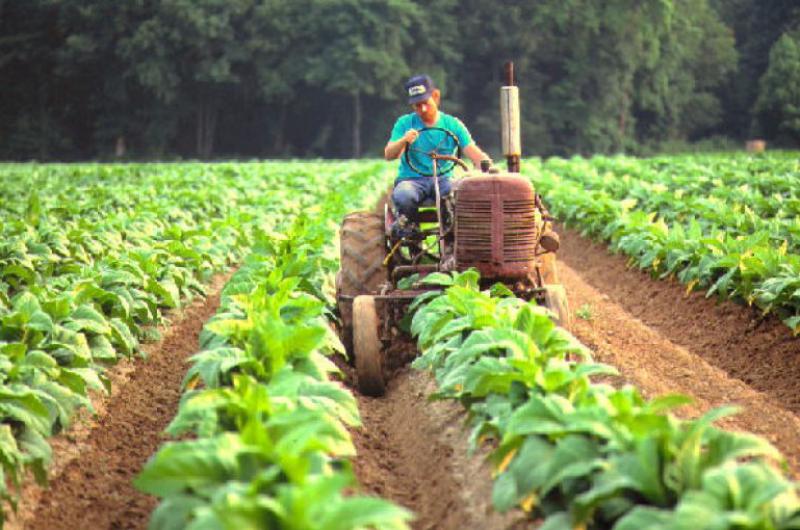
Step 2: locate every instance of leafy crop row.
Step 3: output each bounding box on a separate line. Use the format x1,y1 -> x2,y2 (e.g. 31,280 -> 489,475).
526,154 -> 800,331
409,271 -> 800,529
0,161 -> 391,523
136,171 -> 412,528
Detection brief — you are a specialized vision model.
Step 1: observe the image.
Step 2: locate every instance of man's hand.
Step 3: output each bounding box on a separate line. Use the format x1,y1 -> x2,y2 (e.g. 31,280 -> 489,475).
402,128 -> 419,144
464,144 -> 491,168
385,129 -> 419,160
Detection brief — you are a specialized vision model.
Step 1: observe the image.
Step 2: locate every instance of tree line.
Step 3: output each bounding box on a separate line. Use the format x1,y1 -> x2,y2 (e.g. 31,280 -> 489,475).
1,0 -> 798,161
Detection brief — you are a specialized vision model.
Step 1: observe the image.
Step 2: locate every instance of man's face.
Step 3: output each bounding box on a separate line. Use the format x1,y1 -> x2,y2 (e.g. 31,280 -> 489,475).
411,90 -> 440,122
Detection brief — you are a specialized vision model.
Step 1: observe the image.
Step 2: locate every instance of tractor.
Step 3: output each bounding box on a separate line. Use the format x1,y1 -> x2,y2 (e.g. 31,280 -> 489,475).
336,63 -> 569,396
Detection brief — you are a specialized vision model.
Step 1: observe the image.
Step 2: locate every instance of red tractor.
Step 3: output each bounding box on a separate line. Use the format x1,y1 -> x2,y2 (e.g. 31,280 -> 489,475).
336,64 -> 569,396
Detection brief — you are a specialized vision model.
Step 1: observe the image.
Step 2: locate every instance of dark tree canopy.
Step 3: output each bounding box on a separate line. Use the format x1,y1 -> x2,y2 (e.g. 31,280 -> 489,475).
0,0 -> 796,160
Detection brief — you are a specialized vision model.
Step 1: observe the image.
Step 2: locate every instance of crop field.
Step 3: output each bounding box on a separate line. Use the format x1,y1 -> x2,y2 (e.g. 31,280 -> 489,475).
528,153 -> 800,331
1,156 -> 800,530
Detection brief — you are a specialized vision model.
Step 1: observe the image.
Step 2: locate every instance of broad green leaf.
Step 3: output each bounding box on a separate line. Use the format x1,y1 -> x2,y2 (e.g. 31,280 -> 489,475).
135,434 -> 245,497
89,335 -> 117,362
109,318 -> 138,357
612,506 -> 673,530
65,304 -> 111,335
420,272 -> 454,286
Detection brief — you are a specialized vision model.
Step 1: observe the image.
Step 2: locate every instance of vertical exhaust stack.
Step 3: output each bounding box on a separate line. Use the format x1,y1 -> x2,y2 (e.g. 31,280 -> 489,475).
501,61 -> 521,173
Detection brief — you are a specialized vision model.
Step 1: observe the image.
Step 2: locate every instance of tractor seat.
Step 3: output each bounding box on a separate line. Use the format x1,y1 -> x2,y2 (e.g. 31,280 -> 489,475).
416,198 -> 441,223
386,197 -> 443,228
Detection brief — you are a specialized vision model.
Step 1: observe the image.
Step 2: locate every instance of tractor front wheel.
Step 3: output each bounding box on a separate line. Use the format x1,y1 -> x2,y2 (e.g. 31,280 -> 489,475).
353,295 -> 385,396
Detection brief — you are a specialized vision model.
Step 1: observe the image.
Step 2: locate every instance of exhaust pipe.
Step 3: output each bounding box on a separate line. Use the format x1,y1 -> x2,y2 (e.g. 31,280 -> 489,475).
501,61 -> 521,173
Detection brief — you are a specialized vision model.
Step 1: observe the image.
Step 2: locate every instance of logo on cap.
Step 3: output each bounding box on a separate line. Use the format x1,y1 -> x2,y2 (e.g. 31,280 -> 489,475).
405,74 -> 435,103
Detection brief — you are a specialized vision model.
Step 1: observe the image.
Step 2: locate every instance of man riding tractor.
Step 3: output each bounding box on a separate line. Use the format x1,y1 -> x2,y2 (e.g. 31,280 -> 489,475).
335,66 -> 567,396
384,74 -> 559,251
384,74 -> 492,240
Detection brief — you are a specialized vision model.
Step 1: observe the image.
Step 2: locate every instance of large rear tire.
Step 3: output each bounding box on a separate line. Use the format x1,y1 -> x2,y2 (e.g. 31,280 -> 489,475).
353,295 -> 385,396
337,212 -> 387,354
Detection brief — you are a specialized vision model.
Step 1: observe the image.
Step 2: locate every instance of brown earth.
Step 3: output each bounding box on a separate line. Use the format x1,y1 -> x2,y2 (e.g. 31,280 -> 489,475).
556,226 -> 800,475
10,274 -> 229,530
350,368 -> 527,530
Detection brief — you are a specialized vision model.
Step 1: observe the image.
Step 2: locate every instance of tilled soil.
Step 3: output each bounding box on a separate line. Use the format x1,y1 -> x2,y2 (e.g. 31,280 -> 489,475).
351,368 -> 526,530
11,274 -> 229,530
557,227 -> 800,475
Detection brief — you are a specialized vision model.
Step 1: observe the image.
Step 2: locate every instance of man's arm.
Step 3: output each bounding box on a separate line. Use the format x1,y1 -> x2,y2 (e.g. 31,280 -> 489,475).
384,129 -> 419,160
463,143 -> 491,168
451,117 -> 491,168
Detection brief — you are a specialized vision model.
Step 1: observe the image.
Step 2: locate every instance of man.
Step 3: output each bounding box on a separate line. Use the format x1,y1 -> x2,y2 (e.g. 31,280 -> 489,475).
384,74 -> 491,238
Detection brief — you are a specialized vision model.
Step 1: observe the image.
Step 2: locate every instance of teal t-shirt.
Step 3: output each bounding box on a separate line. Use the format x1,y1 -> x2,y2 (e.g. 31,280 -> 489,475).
390,112 -> 473,180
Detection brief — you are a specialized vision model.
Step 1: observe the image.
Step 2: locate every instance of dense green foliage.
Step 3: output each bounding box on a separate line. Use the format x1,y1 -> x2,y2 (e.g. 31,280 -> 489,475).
755,33 -> 800,144
409,270 -> 800,529
712,0 -> 800,142
529,152 -> 800,331
0,160 -> 393,523
1,0 -> 797,160
136,163 -> 412,529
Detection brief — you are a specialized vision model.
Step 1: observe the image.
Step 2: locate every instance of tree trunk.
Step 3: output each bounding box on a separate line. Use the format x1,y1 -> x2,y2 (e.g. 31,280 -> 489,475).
617,89 -> 629,153
38,78 -> 48,160
352,91 -> 361,158
196,105 -> 204,158
204,105 -> 217,157
196,98 -> 218,159
115,136 -> 126,157
274,104 -> 288,156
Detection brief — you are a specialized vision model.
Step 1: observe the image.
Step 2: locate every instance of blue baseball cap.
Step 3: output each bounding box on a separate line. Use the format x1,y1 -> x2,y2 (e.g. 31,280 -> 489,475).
405,74 -> 436,104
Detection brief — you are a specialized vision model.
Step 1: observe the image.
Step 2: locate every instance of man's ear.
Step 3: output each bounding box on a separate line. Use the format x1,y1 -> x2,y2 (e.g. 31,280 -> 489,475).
432,89 -> 441,104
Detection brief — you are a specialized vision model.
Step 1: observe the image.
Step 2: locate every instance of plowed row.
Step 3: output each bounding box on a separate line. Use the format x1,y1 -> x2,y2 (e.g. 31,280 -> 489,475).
15,228 -> 800,529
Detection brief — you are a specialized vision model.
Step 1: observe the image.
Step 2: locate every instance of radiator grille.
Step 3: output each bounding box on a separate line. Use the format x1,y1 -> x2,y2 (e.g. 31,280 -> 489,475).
503,199 -> 539,262
455,198 -> 492,262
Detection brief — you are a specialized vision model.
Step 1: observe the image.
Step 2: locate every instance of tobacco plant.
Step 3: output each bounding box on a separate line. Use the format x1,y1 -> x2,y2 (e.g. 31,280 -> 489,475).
409,270 -> 800,529
137,170 -> 412,529
528,153 -> 800,332
0,160 -> 394,525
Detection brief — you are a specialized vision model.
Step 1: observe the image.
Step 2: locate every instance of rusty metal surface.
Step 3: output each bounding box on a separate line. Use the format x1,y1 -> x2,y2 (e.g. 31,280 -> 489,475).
391,264 -> 438,281
452,174 -> 541,279
338,289 -> 438,302
504,61 -> 515,86
506,155 -> 521,173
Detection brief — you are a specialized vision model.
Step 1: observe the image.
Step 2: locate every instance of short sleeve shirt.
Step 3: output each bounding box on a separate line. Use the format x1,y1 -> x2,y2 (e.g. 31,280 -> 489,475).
390,112 -> 474,180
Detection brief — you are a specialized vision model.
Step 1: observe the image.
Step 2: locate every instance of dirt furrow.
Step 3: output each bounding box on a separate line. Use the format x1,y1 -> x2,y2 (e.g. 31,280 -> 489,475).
351,369 -> 525,530
556,228 -> 800,474
9,274 -> 229,530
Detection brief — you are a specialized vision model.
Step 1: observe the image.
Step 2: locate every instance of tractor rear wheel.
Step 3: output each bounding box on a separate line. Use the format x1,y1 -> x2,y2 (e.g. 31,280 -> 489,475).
337,212 -> 387,355
353,295 -> 385,396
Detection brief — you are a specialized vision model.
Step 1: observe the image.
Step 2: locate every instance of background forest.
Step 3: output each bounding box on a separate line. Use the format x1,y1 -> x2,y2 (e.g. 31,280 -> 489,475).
1,0 -> 799,160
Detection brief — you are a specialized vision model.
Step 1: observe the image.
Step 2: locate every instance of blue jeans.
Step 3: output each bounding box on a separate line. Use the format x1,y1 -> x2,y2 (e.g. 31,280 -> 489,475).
392,177 -> 452,222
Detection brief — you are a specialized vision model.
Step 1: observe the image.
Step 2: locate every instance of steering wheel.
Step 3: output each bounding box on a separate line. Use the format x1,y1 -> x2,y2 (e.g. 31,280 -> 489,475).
403,127 -> 466,177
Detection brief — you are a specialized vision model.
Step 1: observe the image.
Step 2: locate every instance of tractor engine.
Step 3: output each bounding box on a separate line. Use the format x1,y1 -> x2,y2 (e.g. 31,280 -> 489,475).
451,173 -> 542,280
